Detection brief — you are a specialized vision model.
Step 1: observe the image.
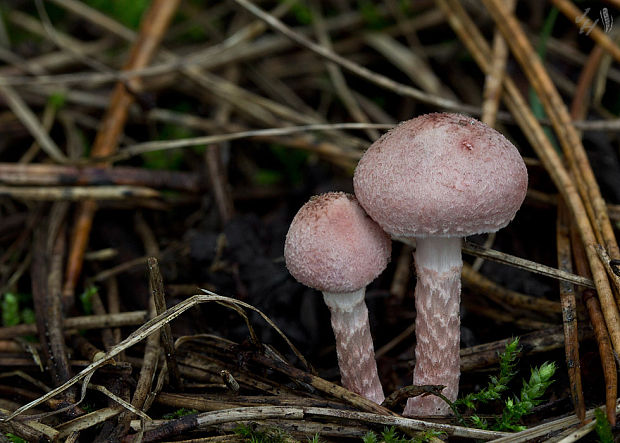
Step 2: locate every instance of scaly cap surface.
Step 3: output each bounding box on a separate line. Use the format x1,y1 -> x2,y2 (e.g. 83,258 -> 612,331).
353,113 -> 528,237
284,192 -> 391,293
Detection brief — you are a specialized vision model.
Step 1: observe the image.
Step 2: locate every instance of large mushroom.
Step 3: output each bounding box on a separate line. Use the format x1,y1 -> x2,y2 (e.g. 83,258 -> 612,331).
284,192 -> 391,404
353,113 -> 527,416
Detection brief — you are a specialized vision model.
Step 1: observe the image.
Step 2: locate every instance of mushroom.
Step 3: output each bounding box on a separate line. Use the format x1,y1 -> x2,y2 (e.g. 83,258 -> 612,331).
353,113 -> 527,416
284,192 -> 391,404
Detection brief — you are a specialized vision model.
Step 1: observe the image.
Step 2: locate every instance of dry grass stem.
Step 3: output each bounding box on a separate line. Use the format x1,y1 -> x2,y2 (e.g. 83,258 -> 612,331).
0,185 -> 160,200
0,311 -> 148,339
0,85 -> 67,163
555,203 -> 585,421
230,0 -> 487,116
148,257 -> 181,389
462,264 -> 561,316
440,0 -> 620,362
63,0 -> 181,320
0,291 -> 309,422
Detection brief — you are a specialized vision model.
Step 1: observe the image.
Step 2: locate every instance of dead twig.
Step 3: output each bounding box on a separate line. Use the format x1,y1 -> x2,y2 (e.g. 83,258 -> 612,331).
480,0 -> 515,127
129,405 -> 508,442
0,85 -> 68,163
439,0 -> 620,361
148,257 -> 181,388
0,311 -> 148,339
31,205 -> 76,404
0,163 -> 202,192
556,202 -> 585,422
571,227 -> 618,426
63,0 -> 181,312
0,291 -> 308,422
462,264 -> 562,316
0,186 -> 160,201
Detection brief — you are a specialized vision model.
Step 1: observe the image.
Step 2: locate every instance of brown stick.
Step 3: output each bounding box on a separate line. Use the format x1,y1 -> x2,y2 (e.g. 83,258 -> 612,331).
566,28 -> 615,425
556,202 -> 585,422
31,208 -> 75,403
582,290 -> 617,426
462,264 -> 561,316
570,45 -> 605,124
63,0 -> 182,306
148,257 -> 181,388
112,309 -> 161,440
0,311 -> 148,339
249,353 -> 397,417
480,1 -> 620,344
89,290 -> 116,351
63,200 -> 96,307
70,335 -> 105,362
484,0 -> 620,260
204,65 -> 237,225
571,227 -> 618,426
480,0 -> 515,127
0,163 -> 202,191
460,325 -> 592,372
439,0 -> 620,361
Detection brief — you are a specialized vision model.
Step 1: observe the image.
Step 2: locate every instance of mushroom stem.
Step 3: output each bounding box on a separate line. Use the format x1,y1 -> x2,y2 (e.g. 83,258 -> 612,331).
323,289 -> 385,404
404,236 -> 462,416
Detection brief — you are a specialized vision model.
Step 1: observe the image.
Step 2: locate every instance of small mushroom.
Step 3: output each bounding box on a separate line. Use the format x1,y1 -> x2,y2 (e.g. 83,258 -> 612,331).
353,113 -> 527,416
284,192 -> 391,404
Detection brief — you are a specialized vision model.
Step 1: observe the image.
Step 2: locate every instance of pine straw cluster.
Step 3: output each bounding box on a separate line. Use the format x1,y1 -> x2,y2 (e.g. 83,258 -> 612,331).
0,0 -> 619,441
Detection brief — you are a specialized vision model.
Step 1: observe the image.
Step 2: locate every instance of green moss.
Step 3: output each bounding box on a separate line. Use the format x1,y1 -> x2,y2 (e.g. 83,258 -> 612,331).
80,285 -> 98,315
594,408 -> 614,443
358,0 -> 388,29
362,427 -> 444,443
162,408 -> 198,419
456,338 -> 557,432
234,423 -> 292,442
83,0 -> 150,30
1,293 -> 20,327
5,433 -> 28,443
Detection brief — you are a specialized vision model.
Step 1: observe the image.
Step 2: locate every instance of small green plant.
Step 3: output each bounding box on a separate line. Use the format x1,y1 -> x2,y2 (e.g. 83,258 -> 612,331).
84,0 -> 150,29
142,114 -> 197,170
358,0 -> 388,29
1,293 -> 35,327
594,408 -> 614,443
80,286 -> 98,315
5,433 -> 28,443
285,0 -> 313,25
457,338 -> 519,411
362,427 -> 444,443
47,91 -> 67,110
233,423 -> 292,442
456,338 -> 557,432
254,144 -> 309,186
495,361 -> 557,431
2,293 -> 20,327
162,408 -> 198,420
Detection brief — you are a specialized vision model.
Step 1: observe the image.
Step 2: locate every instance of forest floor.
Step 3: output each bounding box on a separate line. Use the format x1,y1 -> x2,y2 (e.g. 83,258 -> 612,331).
0,0 -> 619,441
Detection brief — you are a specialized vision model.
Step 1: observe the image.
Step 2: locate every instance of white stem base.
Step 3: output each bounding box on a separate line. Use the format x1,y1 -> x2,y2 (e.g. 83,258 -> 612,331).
403,237 -> 462,416
323,289 -> 385,404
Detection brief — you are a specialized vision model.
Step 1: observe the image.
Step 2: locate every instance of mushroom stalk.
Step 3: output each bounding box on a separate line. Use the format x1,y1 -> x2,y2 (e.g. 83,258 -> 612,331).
404,236 -> 462,416
323,289 -> 385,404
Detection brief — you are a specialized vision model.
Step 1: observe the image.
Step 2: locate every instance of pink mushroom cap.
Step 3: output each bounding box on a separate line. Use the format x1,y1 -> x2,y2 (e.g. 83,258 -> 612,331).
284,192 -> 391,293
353,113 -> 528,238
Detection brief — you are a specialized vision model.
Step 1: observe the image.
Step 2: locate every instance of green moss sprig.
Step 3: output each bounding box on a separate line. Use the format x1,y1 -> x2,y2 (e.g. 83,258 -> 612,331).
456,338 -> 557,432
